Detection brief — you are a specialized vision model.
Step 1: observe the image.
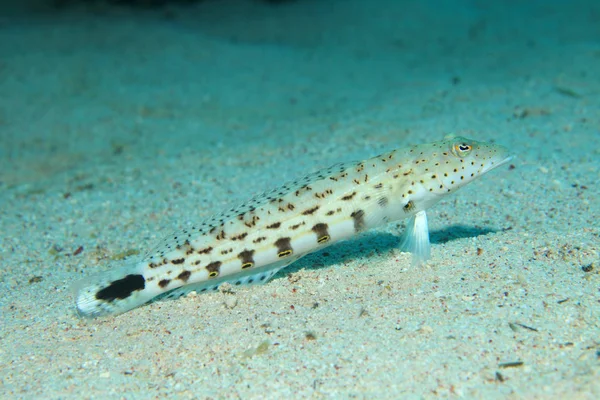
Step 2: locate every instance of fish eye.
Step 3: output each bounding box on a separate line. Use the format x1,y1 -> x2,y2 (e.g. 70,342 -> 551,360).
451,141 -> 473,158
456,143 -> 471,152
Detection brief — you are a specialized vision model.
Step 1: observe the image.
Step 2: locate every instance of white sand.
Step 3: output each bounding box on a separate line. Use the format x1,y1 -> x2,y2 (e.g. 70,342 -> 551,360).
1,0 -> 598,398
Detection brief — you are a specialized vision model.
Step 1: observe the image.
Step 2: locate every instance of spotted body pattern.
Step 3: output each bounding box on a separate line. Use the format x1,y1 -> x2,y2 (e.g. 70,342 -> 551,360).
75,136 -> 511,318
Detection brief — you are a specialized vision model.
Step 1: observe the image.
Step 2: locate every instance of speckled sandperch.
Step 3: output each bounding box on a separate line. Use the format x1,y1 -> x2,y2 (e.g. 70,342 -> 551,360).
74,135 -> 512,318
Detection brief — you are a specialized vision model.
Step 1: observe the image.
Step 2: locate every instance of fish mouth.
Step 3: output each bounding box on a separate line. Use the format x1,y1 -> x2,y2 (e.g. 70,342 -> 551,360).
482,154 -> 513,174
497,155 -> 513,167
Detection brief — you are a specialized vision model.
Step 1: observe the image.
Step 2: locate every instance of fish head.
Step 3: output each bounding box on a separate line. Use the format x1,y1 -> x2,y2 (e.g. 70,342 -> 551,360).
434,135 -> 512,192
394,135 -> 512,212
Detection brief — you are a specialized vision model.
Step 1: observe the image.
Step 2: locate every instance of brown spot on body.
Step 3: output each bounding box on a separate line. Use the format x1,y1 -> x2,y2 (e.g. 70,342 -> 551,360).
253,236 -> 267,244
178,270 -> 191,282
171,258 -> 185,265
312,223 -> 330,244
302,205 -> 320,215
374,183 -> 383,189
267,222 -> 281,229
158,279 -> 171,288
290,222 -> 305,230
275,237 -> 293,258
238,249 -> 255,269
403,201 -> 415,212
206,261 -> 222,277
232,232 -> 248,241
198,246 -> 213,255
351,210 -> 366,232
326,210 -> 335,216
341,192 -> 357,201
244,215 -> 260,228
314,189 -> 333,200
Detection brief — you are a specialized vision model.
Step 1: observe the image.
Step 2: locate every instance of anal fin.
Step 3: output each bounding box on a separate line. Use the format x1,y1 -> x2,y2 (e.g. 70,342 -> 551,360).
158,259 -> 296,301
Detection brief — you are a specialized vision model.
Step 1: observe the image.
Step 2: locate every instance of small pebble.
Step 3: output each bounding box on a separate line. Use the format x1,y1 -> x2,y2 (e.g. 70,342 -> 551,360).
224,296 -> 238,309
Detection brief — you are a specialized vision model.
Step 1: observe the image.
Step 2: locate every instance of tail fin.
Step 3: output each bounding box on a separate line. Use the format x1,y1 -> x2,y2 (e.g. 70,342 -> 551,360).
73,262 -> 157,318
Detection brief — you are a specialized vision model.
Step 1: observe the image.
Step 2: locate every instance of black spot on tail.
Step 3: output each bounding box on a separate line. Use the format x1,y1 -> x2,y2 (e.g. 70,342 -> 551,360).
96,274 -> 145,303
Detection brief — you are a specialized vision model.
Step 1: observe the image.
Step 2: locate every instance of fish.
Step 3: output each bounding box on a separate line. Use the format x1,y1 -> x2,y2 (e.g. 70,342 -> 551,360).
74,135 -> 512,318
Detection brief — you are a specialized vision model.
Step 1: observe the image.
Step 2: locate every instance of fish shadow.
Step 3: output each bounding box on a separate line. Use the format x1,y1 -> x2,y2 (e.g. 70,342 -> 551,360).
279,224 -> 501,277
430,225 -> 498,245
